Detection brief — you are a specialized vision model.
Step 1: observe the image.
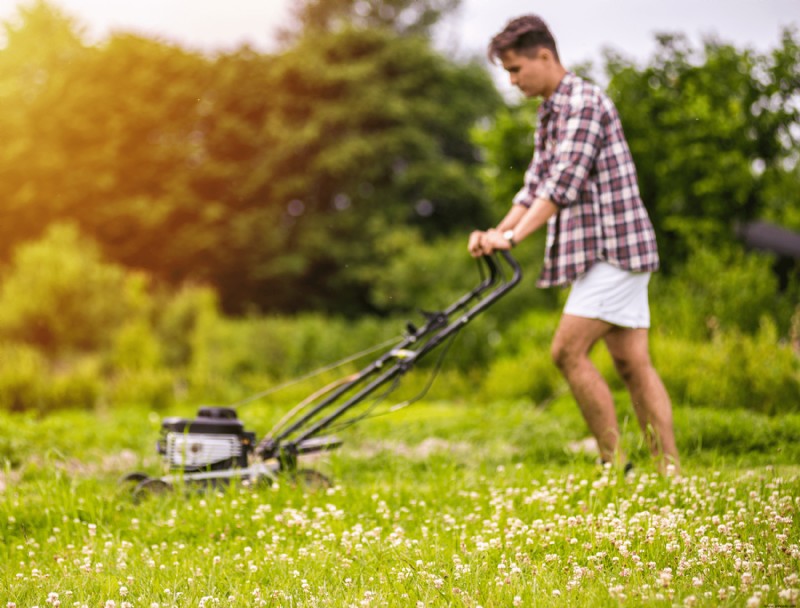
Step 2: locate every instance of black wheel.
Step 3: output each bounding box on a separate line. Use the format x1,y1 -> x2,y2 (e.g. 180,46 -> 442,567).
291,468 -> 333,491
133,478 -> 173,502
119,472 -> 150,485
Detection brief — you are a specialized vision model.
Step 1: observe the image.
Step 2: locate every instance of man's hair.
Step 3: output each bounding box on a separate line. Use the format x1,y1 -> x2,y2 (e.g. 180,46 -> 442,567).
488,15 -> 560,64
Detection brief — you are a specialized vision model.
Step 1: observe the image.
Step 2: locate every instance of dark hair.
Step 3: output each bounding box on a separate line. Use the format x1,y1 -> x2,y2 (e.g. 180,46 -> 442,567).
488,15 -> 560,63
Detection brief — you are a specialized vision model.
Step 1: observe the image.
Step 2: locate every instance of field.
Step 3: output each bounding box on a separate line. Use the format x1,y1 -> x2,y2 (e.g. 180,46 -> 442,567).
2,392 -> 799,607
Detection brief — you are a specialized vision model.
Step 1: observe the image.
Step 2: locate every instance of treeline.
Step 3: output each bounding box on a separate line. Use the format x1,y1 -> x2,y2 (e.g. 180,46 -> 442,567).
0,0 -> 501,315
2,1 -> 799,316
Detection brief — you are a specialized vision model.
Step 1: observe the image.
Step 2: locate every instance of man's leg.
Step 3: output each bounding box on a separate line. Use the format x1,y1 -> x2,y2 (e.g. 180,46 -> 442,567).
550,314 -> 623,465
603,327 -> 680,473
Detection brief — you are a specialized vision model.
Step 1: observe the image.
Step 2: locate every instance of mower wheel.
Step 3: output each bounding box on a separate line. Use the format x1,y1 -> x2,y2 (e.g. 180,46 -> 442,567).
133,478 -> 173,501
119,472 -> 150,485
292,468 -> 333,491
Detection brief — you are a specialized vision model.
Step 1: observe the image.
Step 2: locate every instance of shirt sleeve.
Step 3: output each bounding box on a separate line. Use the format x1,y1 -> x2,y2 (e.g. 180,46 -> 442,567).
511,150 -> 541,208
534,100 -> 604,208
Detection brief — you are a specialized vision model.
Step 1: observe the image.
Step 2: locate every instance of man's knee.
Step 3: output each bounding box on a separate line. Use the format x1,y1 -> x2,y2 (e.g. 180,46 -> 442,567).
613,353 -> 651,384
551,338 -> 579,372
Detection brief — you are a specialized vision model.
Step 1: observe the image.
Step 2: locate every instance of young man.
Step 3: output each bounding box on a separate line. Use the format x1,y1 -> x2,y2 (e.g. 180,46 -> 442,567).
469,14 -> 679,473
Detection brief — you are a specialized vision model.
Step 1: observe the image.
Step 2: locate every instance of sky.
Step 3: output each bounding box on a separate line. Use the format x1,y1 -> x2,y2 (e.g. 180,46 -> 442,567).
1,0 -> 798,87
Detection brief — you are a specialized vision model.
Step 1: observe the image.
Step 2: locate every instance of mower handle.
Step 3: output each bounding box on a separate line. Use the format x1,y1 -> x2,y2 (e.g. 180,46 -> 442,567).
259,250 -> 522,457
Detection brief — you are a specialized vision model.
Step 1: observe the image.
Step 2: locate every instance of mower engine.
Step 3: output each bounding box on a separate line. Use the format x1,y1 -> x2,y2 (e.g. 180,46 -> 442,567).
158,407 -> 256,472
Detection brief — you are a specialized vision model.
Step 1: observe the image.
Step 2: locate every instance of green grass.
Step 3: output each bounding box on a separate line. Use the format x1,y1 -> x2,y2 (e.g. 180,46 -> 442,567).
1,397 -> 799,607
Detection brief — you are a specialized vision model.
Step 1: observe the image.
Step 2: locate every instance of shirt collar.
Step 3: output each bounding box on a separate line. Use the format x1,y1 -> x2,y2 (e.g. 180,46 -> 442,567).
540,72 -> 575,116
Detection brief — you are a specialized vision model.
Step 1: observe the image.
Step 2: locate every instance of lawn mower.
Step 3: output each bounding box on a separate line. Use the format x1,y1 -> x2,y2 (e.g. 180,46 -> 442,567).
122,251 -> 521,499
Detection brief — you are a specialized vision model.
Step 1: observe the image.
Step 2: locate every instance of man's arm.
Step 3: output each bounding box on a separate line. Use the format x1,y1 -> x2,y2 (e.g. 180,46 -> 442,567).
468,197 -> 558,257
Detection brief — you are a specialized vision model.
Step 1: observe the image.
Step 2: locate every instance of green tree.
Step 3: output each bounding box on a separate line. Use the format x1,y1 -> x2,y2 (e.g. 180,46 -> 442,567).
606,30 -> 800,265
0,1 -> 499,316
223,25 -> 500,313
278,0 -> 461,42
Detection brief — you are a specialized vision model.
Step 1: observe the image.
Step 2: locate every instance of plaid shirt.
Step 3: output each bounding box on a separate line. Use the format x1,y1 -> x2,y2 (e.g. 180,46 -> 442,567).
513,72 -> 660,287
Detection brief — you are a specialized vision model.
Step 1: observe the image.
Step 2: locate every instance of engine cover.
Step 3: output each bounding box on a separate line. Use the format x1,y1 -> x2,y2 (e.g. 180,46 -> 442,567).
158,407 -> 255,471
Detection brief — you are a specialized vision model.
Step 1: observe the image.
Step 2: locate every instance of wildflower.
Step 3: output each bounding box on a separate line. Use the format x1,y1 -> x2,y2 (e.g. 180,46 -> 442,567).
746,594 -> 761,608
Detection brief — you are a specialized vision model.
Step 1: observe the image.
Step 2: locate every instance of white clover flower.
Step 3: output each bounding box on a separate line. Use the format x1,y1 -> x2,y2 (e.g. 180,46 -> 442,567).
746,594 -> 761,608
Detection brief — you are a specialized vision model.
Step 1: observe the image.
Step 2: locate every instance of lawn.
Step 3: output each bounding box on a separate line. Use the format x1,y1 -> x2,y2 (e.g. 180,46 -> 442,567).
1,395 -> 799,607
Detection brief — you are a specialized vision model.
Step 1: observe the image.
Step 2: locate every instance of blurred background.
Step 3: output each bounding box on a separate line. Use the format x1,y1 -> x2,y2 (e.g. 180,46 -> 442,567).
0,0 -> 798,417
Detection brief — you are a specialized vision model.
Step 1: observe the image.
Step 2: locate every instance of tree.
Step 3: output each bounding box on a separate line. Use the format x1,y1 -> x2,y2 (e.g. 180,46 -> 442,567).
278,0 -> 461,42
0,1 -> 499,315
220,25 -> 500,313
605,30 -> 800,266
0,0 -> 88,257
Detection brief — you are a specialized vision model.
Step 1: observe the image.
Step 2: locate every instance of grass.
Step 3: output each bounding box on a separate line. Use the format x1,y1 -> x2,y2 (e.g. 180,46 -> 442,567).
1,395 -> 799,607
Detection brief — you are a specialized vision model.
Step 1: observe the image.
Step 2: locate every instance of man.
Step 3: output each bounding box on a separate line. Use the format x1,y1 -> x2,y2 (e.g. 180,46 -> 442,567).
469,14 -> 679,473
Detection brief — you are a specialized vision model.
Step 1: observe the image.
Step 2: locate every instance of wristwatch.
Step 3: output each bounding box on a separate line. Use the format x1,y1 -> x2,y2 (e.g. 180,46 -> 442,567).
502,229 -> 516,248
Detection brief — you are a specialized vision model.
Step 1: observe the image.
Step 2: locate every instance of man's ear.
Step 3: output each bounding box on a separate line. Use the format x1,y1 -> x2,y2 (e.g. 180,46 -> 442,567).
537,47 -> 554,62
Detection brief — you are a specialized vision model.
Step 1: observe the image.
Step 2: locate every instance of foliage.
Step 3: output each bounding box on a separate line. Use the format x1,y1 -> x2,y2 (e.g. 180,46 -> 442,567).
472,30 -> 800,276
0,224 -> 147,354
471,99 -> 539,213
650,240 -> 800,338
605,30 -> 800,266
278,0 -> 461,42
231,25 -> 500,313
0,1 -> 499,316
653,318 -> 800,415
0,228 -> 796,415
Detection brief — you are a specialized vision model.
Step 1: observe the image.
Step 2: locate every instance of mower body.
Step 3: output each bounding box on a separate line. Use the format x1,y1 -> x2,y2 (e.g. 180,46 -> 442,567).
158,407 -> 255,472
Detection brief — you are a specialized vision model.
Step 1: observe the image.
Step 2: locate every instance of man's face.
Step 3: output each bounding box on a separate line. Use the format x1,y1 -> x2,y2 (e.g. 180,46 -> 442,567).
500,49 -> 549,98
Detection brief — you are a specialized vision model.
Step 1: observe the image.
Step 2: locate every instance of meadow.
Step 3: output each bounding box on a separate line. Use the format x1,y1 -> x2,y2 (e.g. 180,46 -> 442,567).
2,392 -> 799,607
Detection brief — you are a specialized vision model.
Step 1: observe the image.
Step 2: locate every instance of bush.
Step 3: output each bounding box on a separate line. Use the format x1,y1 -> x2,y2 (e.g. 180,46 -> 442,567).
109,369 -> 176,410
651,241 -> 799,339
0,343 -> 46,412
0,223 -> 150,354
156,284 -> 219,368
47,359 -> 102,410
653,318 -> 800,414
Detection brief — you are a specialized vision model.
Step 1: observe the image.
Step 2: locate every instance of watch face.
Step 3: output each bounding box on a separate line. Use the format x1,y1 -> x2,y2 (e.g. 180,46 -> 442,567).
503,230 -> 514,240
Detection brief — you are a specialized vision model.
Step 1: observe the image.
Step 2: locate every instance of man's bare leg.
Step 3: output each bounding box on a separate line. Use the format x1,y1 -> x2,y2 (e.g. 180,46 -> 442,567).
604,327 -> 680,473
550,314 -> 623,465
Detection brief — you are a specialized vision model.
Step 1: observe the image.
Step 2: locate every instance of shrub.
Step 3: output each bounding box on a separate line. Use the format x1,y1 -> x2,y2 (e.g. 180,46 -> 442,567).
651,241 -> 798,339
156,284 -> 219,368
109,369 -> 176,410
47,359 -> 102,411
0,343 -> 46,412
653,318 -> 800,414
0,223 -> 150,354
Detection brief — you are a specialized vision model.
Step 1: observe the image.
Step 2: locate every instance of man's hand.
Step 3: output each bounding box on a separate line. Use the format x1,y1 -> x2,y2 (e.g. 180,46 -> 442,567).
468,230 -> 486,257
468,228 -> 512,257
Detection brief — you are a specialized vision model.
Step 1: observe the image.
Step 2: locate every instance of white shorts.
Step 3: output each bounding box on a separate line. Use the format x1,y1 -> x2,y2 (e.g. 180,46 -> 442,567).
563,262 -> 651,328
